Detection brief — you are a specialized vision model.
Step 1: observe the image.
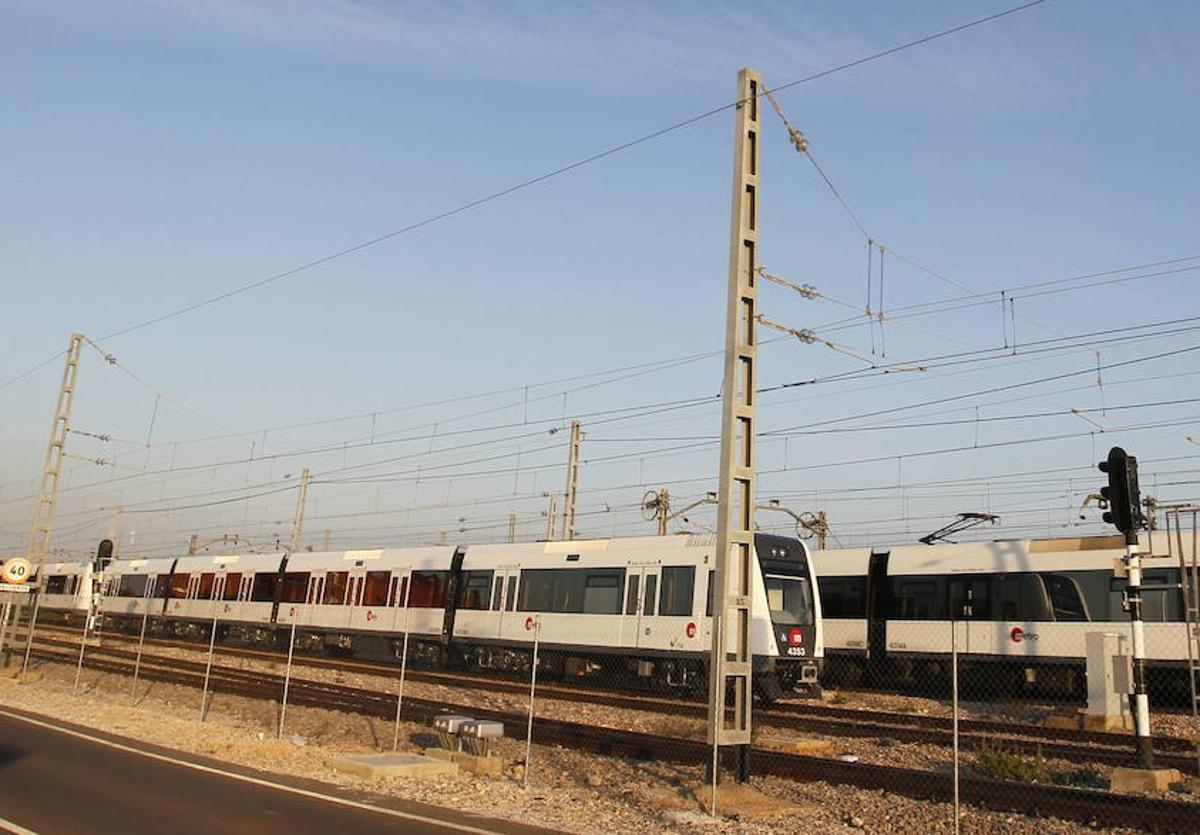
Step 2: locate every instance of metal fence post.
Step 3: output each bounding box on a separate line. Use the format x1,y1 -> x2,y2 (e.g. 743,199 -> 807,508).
130,606 -> 150,704
952,620 -> 961,835
391,601 -> 413,751
278,620 -> 297,739
199,613 -> 219,721
522,616 -> 540,790
72,608 -> 92,696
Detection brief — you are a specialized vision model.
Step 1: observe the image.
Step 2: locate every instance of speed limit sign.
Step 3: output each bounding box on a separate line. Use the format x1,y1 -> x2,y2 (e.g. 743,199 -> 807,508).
1,558 -> 32,585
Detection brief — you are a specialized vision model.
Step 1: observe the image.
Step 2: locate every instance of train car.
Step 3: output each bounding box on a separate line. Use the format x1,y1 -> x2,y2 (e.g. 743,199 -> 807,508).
36,559 -> 94,624
93,532 -> 822,700
812,534 -> 1195,694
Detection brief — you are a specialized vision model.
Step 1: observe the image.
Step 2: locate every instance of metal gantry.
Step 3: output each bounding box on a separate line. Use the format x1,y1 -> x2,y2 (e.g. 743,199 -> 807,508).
708,67 -> 761,785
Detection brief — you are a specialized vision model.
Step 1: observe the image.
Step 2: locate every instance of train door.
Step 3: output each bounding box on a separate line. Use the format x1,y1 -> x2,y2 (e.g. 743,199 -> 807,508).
625,565 -> 661,649
346,569 -> 366,630
303,573 -> 324,626
389,568 -> 412,635
493,567 -> 519,638
206,570 -> 225,630
866,550 -> 890,663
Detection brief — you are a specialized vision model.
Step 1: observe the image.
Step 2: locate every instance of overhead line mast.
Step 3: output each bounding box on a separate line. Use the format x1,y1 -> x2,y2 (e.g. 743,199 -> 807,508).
708,68 -> 761,791
18,332 -> 84,675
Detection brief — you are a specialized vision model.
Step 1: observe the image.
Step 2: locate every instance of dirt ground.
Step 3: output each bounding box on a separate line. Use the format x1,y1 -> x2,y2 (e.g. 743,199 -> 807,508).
0,652 -> 1177,834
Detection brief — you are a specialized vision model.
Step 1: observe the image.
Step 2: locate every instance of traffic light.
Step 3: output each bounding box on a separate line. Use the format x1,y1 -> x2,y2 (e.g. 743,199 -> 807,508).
1098,446 -> 1144,536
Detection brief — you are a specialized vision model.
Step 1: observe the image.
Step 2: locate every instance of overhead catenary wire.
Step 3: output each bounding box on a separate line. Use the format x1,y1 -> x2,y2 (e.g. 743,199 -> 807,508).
0,0 -> 1053,393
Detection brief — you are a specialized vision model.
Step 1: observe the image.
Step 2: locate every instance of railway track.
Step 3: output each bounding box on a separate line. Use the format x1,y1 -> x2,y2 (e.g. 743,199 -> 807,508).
37,623 -> 1200,774
27,641 -> 1200,832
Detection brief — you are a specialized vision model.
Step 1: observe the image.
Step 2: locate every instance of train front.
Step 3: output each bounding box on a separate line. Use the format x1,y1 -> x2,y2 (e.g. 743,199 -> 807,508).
754,533 -> 823,699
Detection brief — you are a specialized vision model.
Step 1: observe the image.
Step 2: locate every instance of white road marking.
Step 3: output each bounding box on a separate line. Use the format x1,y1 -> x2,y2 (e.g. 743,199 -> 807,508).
0,710 -> 501,835
0,814 -> 40,835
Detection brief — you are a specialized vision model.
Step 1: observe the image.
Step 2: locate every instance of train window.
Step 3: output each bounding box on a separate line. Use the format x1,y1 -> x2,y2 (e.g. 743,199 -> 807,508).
168,573 -> 190,599
458,571 -> 493,611
582,570 -> 624,615
280,572 -> 310,604
626,575 -> 640,615
947,577 -> 992,620
491,577 -> 503,611
45,575 -> 68,595
250,572 -> 279,602
362,571 -> 391,607
1040,573 -> 1090,622
659,567 -> 695,617
892,578 -> 943,619
322,571 -> 349,605
198,573 -> 217,600
518,568 -> 625,614
393,576 -> 408,607
1141,570 -> 1184,622
409,571 -> 449,608
222,573 -> 242,601
766,574 -> 813,625
644,575 -> 658,616
706,570 -> 716,617
820,577 -> 866,618
116,574 -> 150,598
999,573 -> 1053,621
506,576 -> 517,612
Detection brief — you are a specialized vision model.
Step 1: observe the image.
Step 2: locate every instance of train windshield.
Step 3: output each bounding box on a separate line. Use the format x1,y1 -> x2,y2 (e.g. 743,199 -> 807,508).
765,574 -> 813,625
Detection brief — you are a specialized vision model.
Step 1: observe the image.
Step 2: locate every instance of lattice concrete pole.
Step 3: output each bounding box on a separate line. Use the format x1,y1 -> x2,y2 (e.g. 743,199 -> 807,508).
545,494 -> 558,542
20,333 -> 84,676
561,421 -> 583,541
289,468 -> 311,553
708,68 -> 761,793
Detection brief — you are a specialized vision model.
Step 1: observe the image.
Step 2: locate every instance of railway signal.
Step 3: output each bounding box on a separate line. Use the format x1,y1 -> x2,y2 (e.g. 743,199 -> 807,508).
1099,446 -> 1155,770
1099,446 -> 1145,536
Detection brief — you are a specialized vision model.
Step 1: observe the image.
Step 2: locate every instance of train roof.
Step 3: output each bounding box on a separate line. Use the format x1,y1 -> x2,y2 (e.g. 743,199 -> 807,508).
39,560 -> 90,574
105,557 -> 176,575
811,533 -> 1196,576
283,546 -> 457,572
171,552 -> 286,574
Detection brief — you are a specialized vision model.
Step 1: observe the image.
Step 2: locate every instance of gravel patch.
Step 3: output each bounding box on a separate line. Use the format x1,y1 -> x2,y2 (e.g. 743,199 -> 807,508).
0,649 -> 1176,834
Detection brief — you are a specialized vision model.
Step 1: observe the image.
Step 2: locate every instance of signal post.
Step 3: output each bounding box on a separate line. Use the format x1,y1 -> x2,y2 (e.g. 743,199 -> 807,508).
1100,446 -> 1183,789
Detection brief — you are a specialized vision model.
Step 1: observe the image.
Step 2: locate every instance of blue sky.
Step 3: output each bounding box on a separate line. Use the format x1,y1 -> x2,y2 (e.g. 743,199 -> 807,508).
2,1 -> 1198,556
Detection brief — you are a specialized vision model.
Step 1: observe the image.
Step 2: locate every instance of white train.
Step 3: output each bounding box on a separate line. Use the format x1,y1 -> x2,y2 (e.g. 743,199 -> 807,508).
43,532 -> 823,699
811,534 -> 1197,694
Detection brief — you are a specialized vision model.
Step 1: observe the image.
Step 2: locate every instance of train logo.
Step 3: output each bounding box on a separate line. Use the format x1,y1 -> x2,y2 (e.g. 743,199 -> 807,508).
1010,627 -> 1039,643
524,616 -> 535,631
686,622 -> 696,639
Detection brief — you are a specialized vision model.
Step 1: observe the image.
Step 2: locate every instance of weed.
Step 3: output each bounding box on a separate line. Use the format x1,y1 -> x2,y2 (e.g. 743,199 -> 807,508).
973,741 -> 1052,783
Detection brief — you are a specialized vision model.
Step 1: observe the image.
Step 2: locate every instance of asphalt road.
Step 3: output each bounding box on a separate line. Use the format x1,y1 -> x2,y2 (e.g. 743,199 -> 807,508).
0,708 -> 558,835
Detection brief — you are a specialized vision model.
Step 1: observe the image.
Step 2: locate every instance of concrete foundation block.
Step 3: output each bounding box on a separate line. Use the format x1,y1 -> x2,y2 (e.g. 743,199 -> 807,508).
333,753 -> 458,780
1110,767 -> 1182,793
1042,712 -> 1082,730
1082,713 -> 1133,732
693,783 -> 813,819
423,748 -> 457,763
456,753 -> 504,777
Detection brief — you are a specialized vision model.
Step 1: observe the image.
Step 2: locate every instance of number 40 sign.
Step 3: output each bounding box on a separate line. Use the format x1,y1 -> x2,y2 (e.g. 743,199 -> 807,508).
1,558 -> 32,585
